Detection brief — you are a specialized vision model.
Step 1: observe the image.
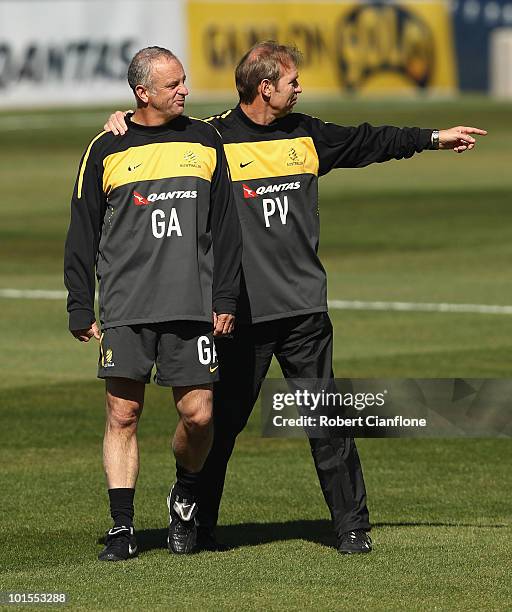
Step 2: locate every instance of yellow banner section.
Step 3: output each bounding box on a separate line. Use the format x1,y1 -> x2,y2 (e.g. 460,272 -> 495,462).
188,1 -> 457,94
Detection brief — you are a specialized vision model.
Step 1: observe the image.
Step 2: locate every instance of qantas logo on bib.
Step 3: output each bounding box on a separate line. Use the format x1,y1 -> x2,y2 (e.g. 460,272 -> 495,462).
133,190 -> 197,205
242,184 -> 257,199
242,181 -> 300,199
133,191 -> 150,206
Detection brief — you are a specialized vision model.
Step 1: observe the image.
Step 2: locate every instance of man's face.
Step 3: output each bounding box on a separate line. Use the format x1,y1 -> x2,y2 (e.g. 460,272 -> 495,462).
270,62 -> 302,117
145,58 -> 189,119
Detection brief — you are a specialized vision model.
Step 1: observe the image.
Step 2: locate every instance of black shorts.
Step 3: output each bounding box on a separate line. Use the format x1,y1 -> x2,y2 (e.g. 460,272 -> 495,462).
97,322 -> 219,386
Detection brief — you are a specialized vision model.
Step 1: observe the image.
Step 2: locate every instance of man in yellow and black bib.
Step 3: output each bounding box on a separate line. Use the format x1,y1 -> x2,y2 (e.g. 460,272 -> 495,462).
198,42 -> 485,555
65,46 -> 241,561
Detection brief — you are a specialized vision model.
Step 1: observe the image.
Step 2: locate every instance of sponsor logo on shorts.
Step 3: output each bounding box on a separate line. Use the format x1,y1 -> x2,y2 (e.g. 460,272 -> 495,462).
104,348 -> 115,368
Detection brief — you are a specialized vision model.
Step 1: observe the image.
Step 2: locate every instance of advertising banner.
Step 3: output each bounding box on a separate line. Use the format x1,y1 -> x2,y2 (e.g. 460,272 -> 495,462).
0,0 -> 186,108
452,0 -> 512,91
188,0 -> 457,96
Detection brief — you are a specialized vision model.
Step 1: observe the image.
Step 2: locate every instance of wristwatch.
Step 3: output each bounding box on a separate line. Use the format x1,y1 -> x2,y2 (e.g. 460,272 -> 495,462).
431,129 -> 440,150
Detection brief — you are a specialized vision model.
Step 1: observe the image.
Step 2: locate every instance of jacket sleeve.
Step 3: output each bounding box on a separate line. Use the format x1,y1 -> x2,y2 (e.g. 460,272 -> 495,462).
306,116 -> 434,176
64,137 -> 106,330
209,134 -> 242,315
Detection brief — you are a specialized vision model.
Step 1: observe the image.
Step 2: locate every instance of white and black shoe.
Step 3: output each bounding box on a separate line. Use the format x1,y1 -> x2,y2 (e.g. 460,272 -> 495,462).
98,526 -> 138,561
338,530 -> 372,554
167,485 -> 198,554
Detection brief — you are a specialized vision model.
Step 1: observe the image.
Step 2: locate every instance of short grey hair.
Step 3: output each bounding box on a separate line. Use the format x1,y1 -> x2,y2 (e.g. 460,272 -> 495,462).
127,46 -> 178,92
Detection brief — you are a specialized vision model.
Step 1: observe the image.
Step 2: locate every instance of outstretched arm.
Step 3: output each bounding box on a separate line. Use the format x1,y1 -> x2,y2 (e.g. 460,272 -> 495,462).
307,117 -> 487,175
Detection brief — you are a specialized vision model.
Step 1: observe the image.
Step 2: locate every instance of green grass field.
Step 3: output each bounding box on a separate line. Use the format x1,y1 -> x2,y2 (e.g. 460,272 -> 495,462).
1,97 -> 511,610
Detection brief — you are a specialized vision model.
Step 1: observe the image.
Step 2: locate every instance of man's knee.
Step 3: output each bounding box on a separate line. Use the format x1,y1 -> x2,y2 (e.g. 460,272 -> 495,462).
174,385 -> 213,433
106,378 -> 144,431
182,408 -> 212,431
107,402 -> 141,431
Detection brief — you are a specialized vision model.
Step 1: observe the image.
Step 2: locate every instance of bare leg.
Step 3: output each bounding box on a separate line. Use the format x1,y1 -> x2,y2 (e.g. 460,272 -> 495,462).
172,384 -> 213,473
103,378 -> 145,488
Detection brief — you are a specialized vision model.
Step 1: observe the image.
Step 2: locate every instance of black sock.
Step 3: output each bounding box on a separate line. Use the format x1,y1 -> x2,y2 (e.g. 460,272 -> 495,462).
108,488 -> 135,527
175,464 -> 200,500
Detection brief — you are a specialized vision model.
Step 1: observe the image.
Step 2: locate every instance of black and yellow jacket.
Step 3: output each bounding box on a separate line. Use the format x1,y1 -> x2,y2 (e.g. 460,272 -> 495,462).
206,105 -> 434,323
64,115 -> 242,331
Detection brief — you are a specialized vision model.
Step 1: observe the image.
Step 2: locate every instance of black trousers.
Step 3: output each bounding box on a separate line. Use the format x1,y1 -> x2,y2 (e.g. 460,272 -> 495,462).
198,312 -> 371,538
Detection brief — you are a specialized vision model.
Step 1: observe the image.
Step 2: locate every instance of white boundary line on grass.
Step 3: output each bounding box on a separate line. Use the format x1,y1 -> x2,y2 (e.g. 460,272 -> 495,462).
0,289 -> 69,299
2,288 -> 512,315
328,299 -> 512,315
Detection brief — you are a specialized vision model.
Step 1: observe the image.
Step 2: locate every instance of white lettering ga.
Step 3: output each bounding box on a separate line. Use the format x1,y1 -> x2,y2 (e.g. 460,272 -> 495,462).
262,196 -> 288,228
151,209 -> 182,238
197,336 -> 217,365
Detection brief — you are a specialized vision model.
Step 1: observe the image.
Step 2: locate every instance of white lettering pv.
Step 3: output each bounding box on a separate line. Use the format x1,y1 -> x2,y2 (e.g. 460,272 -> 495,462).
262,196 -> 289,228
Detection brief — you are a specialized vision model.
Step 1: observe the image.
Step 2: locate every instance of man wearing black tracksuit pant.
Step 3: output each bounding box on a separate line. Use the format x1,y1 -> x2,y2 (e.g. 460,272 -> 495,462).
105,42 -> 484,553
196,42 -> 484,554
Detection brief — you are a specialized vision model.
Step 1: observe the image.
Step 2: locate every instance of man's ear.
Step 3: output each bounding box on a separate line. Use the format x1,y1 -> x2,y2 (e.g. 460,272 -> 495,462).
135,84 -> 149,104
259,79 -> 273,99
